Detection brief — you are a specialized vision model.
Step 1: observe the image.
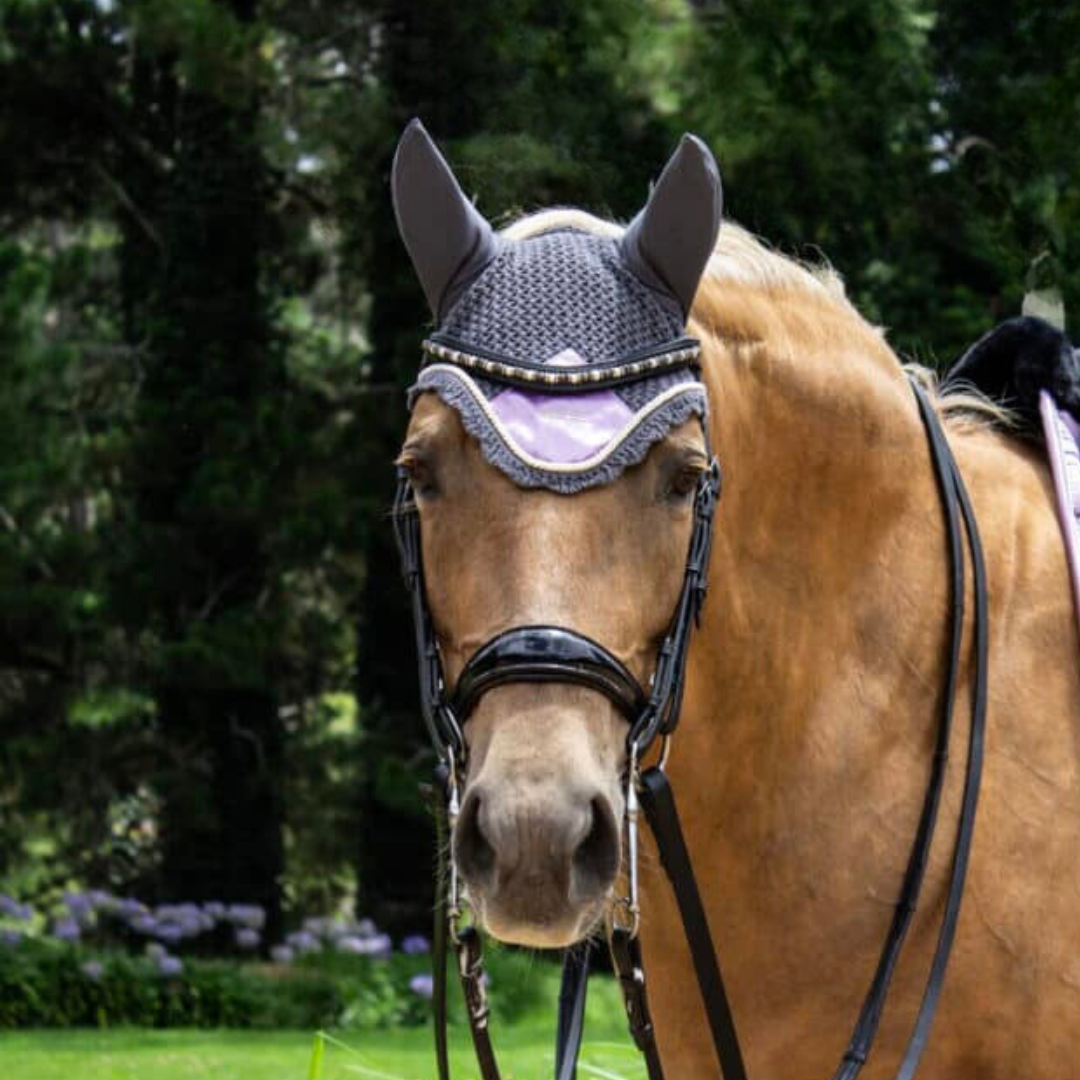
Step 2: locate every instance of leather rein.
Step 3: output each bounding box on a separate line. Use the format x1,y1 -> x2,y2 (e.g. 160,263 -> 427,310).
392,374 -> 988,1080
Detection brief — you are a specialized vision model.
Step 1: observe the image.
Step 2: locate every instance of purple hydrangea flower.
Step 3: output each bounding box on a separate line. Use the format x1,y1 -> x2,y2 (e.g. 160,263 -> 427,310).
336,932 -> 392,958
62,892 -> 97,927
63,891 -> 90,912
226,904 -> 266,930
156,903 -> 206,933
286,930 -> 320,954
173,914 -> 204,938
270,945 -> 294,964
52,918 -> 81,943
81,960 -> 105,981
154,923 -> 184,945
0,929 -> 23,947
235,927 -> 260,950
130,914 -> 159,936
116,898 -> 147,920
355,918 -> 377,936
95,893 -> 120,916
301,916 -> 331,937
202,901 -> 226,921
0,895 -> 31,921
409,973 -> 434,999
367,932 -> 393,958
156,954 -> 183,977
401,934 -> 430,956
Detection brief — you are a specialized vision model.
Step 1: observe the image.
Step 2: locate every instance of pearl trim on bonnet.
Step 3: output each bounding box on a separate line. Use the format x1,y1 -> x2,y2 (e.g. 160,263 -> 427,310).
421,338 -> 701,389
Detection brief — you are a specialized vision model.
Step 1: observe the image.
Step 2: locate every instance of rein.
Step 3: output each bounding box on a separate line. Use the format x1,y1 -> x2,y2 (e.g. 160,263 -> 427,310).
392,374 -> 988,1080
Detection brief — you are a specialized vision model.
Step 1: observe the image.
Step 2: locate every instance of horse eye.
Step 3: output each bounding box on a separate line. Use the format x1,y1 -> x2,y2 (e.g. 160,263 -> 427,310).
662,463 -> 702,504
401,454 -> 440,499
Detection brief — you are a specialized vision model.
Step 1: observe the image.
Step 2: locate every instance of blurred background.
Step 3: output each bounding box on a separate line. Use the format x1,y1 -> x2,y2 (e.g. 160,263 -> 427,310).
1,0 -> 1078,956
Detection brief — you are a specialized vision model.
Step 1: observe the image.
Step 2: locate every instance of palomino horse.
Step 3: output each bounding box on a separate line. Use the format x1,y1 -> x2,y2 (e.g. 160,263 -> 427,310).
394,133 -> 1080,1078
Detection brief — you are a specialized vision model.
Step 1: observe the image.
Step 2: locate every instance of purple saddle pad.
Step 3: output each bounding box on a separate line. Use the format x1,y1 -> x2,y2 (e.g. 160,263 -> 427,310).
1040,389 -> 1080,632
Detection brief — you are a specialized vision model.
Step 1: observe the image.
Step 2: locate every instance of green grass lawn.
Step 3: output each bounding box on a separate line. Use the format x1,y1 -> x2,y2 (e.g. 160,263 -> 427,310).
0,949 -> 647,1079
0,1024 -> 648,1080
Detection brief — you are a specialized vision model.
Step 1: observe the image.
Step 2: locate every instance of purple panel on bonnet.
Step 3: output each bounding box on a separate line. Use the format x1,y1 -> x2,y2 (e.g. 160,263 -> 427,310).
489,386 -> 634,464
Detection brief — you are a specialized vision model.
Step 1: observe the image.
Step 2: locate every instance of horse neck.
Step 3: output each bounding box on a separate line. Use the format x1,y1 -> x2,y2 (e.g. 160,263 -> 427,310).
677,276 -> 950,895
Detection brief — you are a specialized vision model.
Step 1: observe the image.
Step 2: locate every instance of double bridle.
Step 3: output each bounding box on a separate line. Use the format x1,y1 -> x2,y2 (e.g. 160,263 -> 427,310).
392,375 -> 988,1080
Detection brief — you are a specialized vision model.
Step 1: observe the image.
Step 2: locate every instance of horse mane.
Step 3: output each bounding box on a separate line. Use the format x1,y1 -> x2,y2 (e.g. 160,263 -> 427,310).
503,208 -> 1015,431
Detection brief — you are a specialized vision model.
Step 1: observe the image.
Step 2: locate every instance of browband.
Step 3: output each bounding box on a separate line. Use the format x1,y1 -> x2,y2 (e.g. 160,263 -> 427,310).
423,335 -> 702,394
451,626 -> 647,722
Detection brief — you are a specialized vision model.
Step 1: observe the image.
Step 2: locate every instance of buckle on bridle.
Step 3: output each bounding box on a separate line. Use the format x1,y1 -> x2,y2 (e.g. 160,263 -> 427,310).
697,457 -> 721,519
445,763 -> 465,944
613,742 -> 643,940
689,457 -> 722,624
456,926 -> 491,1027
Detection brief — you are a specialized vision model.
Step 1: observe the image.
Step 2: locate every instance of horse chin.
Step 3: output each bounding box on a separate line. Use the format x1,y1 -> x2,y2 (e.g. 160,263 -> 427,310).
470,893 -> 607,950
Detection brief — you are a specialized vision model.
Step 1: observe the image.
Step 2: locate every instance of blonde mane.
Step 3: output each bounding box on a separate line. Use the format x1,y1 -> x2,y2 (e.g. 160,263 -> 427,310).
503,208 -> 1013,430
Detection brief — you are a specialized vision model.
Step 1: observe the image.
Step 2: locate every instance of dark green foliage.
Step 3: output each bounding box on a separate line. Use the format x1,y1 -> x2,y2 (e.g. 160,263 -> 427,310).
0,938 -> 346,1029
0,937 -> 547,1029
0,940 -> 300,1028
930,0 -> 1080,339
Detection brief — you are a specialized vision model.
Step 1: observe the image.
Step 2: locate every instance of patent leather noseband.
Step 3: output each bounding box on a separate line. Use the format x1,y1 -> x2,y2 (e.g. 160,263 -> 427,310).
452,627 -> 646,722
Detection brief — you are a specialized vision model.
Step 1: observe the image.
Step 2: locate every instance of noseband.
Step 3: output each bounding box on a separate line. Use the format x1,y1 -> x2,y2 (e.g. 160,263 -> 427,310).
451,627 -> 646,723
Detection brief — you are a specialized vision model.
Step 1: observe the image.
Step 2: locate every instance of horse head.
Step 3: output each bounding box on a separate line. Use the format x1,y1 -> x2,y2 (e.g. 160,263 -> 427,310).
391,120 -> 721,947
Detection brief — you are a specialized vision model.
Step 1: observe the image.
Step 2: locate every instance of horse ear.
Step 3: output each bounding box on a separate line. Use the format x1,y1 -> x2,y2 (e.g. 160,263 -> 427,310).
621,134 -> 723,319
391,119 -> 500,320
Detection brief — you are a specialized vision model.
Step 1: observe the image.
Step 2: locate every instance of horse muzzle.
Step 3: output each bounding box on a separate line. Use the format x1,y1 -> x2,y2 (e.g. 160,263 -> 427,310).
453,778 -> 621,946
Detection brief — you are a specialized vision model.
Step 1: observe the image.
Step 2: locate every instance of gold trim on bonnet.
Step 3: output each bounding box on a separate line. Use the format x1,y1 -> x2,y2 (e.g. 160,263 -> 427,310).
420,339 -> 701,387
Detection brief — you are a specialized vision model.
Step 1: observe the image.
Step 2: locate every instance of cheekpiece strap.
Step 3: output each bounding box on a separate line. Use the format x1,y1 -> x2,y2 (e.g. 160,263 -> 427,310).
393,471 -> 466,765
626,457 -> 721,751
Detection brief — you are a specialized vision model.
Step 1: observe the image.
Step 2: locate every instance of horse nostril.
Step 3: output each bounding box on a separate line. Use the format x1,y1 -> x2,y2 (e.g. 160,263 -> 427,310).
455,790 -> 496,885
570,797 -> 620,903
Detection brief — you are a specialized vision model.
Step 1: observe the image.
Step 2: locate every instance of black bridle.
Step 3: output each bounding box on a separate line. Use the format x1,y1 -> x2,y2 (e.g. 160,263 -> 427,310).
392,374 -> 988,1080
392,452 -> 722,770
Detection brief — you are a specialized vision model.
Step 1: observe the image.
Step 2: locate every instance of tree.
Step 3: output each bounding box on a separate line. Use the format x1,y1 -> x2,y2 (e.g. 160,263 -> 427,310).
114,0 -> 290,940
0,0 -> 158,898
930,0 -> 1080,341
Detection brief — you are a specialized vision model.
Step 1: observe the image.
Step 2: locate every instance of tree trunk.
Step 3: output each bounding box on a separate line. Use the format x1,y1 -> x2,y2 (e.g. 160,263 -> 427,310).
123,0 -> 286,943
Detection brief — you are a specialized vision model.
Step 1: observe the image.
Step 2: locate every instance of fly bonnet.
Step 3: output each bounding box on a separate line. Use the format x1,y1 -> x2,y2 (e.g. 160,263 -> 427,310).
392,119 -> 723,492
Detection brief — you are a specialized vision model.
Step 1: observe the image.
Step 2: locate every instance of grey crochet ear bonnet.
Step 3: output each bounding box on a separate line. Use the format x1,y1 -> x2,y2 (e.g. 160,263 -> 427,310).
391,120 -> 723,494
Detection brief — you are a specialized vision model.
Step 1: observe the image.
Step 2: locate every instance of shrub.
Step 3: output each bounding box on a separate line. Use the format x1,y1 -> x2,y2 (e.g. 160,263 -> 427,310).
0,888 -> 554,1031
0,939 -> 344,1029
